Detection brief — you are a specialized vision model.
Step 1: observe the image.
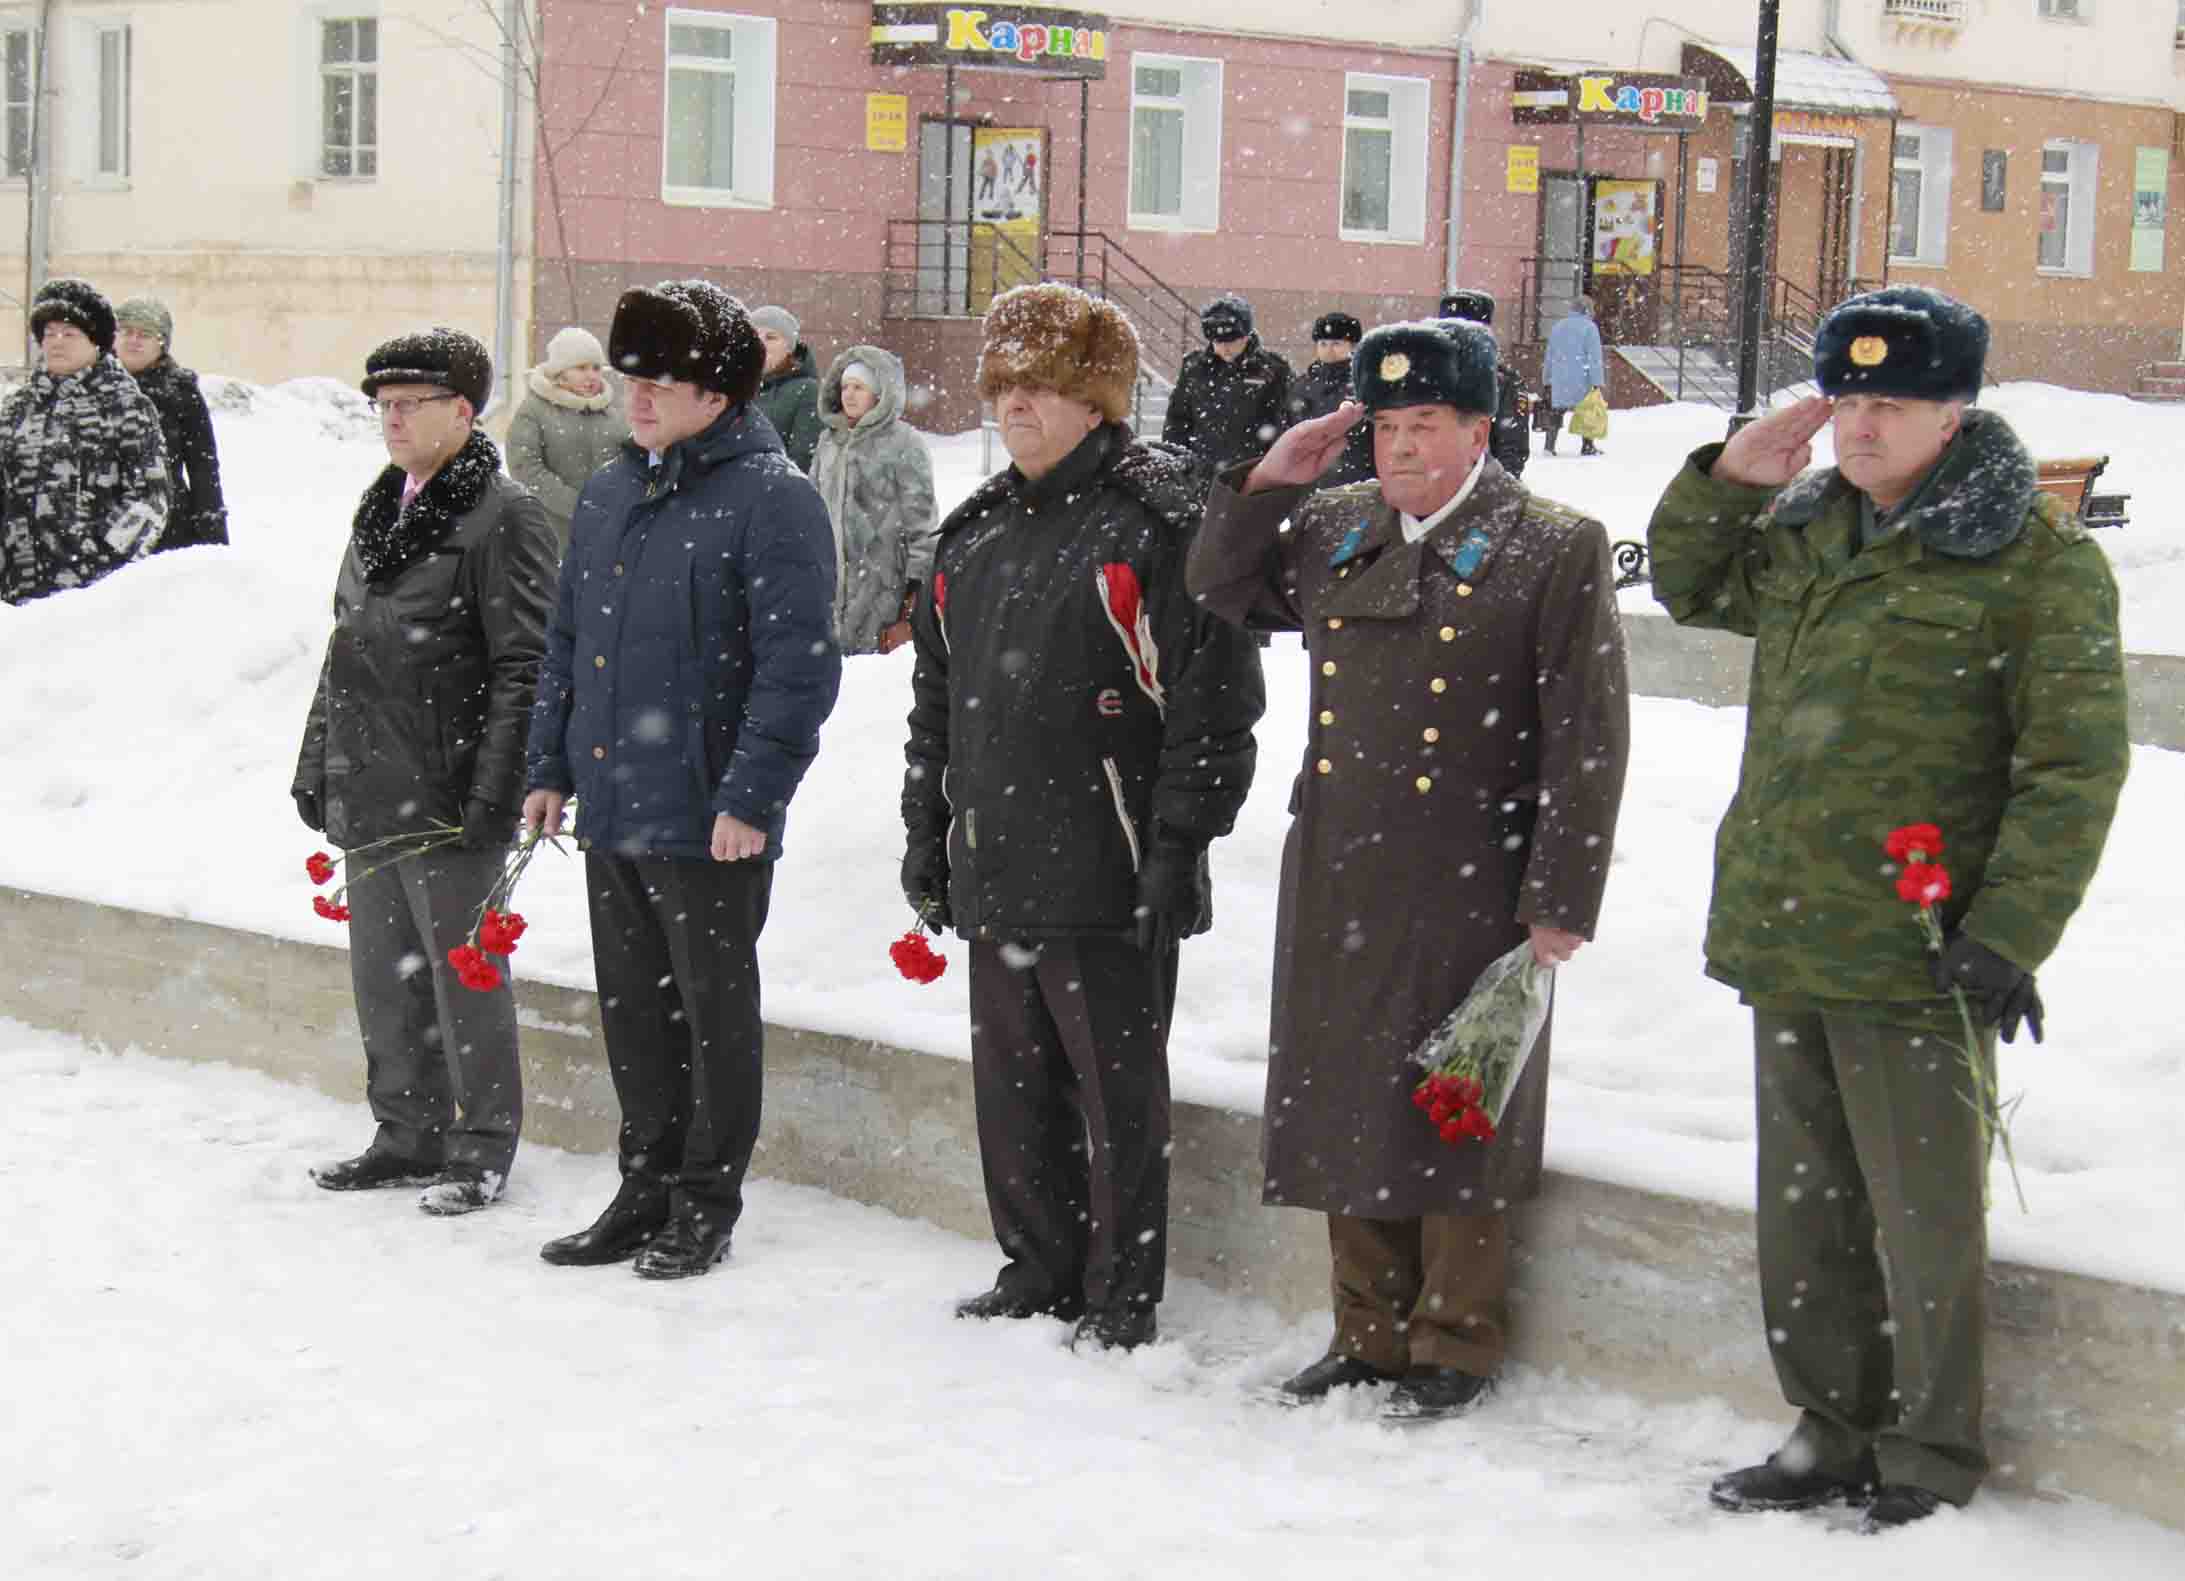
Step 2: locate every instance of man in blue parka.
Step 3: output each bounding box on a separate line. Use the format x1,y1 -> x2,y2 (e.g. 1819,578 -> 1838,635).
525,279 -> 842,1279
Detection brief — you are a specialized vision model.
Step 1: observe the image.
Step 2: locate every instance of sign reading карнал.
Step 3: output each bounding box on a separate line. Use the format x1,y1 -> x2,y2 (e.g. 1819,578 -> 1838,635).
871,4 -> 1109,79
1511,70 -> 1709,132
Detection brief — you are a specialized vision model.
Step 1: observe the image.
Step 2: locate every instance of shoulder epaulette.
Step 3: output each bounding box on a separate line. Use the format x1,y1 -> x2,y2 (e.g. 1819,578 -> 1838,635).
2030,491 -> 2090,545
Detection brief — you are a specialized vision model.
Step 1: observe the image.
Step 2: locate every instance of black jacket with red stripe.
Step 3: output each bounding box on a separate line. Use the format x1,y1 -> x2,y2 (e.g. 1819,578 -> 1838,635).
902,424 -> 1264,941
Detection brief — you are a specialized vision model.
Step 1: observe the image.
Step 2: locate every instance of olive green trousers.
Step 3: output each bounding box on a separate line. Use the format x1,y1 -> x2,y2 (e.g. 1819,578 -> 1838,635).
1327,1210 -> 1509,1376
1751,1008 -> 1995,1505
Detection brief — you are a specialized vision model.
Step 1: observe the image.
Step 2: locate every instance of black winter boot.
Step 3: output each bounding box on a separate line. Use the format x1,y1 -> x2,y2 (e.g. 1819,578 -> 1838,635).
632,1210 -> 732,1280
1859,1485 -> 1945,1533
540,1179 -> 669,1266
954,1283 -> 1085,1322
311,1149 -> 442,1192
1276,1353 -> 1400,1404
1384,1366 -> 1494,1421
1070,1305 -> 1158,1352
1709,1450 -> 1879,1513
418,1162 -> 503,1217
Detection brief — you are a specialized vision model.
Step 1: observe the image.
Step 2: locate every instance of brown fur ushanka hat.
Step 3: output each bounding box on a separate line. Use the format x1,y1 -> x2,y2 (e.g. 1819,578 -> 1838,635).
976,284 -> 1139,424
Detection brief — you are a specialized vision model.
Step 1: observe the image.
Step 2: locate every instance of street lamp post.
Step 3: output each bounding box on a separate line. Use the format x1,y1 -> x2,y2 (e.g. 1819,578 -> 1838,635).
1730,0 -> 1782,433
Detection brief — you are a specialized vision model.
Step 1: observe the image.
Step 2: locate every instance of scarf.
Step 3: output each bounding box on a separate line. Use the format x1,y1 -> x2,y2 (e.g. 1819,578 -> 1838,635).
351,428 -> 502,583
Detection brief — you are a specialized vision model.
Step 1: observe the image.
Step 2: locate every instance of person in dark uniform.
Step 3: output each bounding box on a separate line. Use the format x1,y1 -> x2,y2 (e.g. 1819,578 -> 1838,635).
1438,290 -> 1530,479
1285,311 -> 1374,487
1162,295 -> 1291,470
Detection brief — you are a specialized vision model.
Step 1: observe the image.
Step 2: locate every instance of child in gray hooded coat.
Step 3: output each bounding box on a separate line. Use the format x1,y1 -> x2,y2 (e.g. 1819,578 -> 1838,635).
811,346 -> 938,655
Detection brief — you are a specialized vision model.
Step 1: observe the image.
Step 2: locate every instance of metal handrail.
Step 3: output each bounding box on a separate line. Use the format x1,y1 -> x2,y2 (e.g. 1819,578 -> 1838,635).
880,217 -> 1048,321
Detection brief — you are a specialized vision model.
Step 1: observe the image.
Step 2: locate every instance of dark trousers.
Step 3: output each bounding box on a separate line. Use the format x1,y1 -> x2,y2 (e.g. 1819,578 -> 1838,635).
967,935 -> 1178,1314
1326,1210 -> 1509,1375
1541,407 -> 1597,454
1752,1009 -> 1994,1505
585,853 -> 773,1235
346,847 -> 521,1175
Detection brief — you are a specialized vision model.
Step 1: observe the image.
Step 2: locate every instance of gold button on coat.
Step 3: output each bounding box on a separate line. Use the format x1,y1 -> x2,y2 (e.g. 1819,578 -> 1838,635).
1318,710 -> 1334,725
593,655 -> 606,669
1321,660 -> 1337,676
1430,678 -> 1447,694
1439,626 -> 1456,641
1423,727 -> 1440,743
1326,617 -> 1343,630
1316,759 -> 1332,774
1415,776 -> 1433,793
1457,584 -> 1474,598
592,746 -> 606,760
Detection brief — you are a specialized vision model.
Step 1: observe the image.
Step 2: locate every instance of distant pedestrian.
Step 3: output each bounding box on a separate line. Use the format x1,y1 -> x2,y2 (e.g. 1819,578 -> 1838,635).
506,325 -> 626,552
749,305 -> 825,473
1543,293 -> 1605,457
1163,295 -> 1291,470
811,345 -> 938,656
529,281 -> 842,1281
1439,290 -> 1530,478
115,297 -> 228,552
1284,311 -> 1373,486
1,278 -> 169,605
295,327 -> 558,1215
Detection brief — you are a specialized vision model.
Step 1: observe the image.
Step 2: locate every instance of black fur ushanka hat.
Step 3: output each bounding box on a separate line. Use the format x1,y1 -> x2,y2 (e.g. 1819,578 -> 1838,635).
1813,285 -> 1987,402
1353,318 -> 1499,417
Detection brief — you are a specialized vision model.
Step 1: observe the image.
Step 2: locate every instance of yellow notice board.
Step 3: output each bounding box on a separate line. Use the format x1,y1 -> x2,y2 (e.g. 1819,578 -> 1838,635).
1592,178 -> 1657,276
969,128 -> 1044,304
866,93 -> 908,153
1506,145 -> 1540,194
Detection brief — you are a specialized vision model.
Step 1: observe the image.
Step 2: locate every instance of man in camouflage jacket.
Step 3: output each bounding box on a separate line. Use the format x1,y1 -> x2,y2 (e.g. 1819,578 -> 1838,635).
1646,286 -> 2128,1531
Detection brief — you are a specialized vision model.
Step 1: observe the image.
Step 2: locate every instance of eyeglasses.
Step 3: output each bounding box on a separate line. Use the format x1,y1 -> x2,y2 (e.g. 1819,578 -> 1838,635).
373,393 -> 460,420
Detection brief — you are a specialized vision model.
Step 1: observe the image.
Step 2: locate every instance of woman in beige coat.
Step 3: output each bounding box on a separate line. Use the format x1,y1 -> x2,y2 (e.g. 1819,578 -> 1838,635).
505,327 -> 626,551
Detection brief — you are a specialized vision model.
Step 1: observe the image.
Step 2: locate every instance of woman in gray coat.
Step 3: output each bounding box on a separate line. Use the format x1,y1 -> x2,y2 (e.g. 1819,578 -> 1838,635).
505,327 -> 626,551
811,345 -> 937,655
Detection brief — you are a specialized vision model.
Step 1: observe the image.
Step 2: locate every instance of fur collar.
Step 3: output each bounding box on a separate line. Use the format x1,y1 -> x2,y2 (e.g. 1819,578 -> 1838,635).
525,365 -> 614,413
351,428 -> 502,583
1766,408 -> 2035,560
943,426 -> 1211,538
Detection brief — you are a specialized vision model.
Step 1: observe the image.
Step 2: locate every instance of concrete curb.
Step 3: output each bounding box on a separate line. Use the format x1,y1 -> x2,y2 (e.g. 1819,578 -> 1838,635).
1622,612 -> 2185,751
5,883 -> 2179,1529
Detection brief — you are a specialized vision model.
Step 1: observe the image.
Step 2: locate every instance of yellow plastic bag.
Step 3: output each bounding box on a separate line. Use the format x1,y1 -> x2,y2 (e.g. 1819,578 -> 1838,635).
1569,386 -> 1610,441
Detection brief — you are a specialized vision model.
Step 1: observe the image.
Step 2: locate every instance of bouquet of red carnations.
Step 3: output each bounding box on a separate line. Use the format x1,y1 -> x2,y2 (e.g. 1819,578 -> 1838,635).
889,899 -> 949,985
1408,940 -> 1553,1145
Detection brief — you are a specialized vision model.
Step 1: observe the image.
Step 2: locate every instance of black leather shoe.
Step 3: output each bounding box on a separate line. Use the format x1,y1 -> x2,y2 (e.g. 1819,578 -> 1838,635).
418,1162 -> 503,1217
1859,1485 -> 1945,1533
540,1184 -> 669,1266
632,1214 -> 732,1280
1277,1353 -> 1401,1404
1384,1366 -> 1494,1420
1710,1451 -> 1879,1513
310,1149 -> 442,1192
954,1285 -> 1085,1322
1070,1306 -> 1157,1352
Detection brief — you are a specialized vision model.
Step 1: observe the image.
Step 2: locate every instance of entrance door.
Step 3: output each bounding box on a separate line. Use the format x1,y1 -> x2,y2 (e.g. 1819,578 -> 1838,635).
1817,146 -> 1855,306
1535,173 -> 1589,338
916,120 -> 973,316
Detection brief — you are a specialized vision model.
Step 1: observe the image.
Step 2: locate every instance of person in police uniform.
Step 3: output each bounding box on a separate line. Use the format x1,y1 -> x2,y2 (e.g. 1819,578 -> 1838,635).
1188,318 -> 1630,1419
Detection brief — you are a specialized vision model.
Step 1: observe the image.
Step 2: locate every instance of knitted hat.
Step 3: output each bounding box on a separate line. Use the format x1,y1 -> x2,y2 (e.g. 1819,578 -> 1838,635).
543,326 -> 606,376
975,283 -> 1139,424
1312,312 -> 1363,344
116,297 -> 174,347
361,327 -> 492,410
1353,319 -> 1498,417
30,277 -> 117,355
840,360 -> 878,391
1438,289 -> 1495,327
1199,294 -> 1253,341
608,279 -> 765,402
1813,285 -> 1988,402
749,305 -> 801,343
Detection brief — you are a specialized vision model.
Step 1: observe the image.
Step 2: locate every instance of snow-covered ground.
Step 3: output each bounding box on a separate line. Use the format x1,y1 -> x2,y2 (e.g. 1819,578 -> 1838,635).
9,1032 -> 2185,1580
1,377 -> 2181,1300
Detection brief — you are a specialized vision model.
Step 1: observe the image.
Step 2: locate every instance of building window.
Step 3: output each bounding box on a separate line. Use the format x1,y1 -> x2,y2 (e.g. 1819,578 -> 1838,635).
94,23 -> 129,179
1340,74 -> 1429,243
1128,54 -> 1221,231
1980,149 -> 2006,212
2038,140 -> 2098,274
4,27 -> 36,180
1890,124 -> 1953,265
2036,0 -> 2088,19
320,17 -> 377,178
662,10 -> 775,207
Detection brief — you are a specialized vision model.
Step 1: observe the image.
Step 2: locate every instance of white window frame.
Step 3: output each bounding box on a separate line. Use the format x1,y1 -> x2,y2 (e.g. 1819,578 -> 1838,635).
3,21 -> 40,184
1889,123 -> 1954,267
63,13 -> 131,187
660,8 -> 775,209
2036,138 -> 2098,277
315,11 -> 378,181
2035,0 -> 2089,21
1127,52 -> 1221,233
1338,73 -> 1430,245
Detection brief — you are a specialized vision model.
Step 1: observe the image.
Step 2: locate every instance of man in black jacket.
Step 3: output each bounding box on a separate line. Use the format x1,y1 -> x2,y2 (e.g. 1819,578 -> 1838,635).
1285,310 -> 1373,486
904,283 -> 1264,1351
1162,294 -> 1291,470
115,298 -> 229,550
1439,290 -> 1530,479
526,281 -> 842,1280
294,328 -> 558,1215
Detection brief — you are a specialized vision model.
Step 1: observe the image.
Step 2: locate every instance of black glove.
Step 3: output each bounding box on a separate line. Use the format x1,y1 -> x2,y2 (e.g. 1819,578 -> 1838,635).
294,789 -> 324,833
461,798 -> 515,852
901,843 -> 951,930
1133,841 -> 1207,957
1931,932 -> 2045,1045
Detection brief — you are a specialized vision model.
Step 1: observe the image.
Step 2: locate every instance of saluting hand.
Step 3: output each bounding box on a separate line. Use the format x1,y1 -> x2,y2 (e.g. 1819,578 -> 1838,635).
1710,395 -> 1832,490
1244,402 -> 1364,493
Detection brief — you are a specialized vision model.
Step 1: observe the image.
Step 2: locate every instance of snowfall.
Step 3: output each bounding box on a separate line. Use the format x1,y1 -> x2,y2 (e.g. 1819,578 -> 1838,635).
4,376 -> 2183,1577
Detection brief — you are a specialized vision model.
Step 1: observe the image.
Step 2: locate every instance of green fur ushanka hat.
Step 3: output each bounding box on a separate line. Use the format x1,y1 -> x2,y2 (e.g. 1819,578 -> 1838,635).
1353,318 -> 1499,416
1813,285 -> 1987,402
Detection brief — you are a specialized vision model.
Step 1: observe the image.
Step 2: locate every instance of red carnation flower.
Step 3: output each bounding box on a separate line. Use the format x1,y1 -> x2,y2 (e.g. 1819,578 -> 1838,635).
305,852 -> 337,886
312,894 -> 350,923
1457,1107 -> 1497,1141
889,928 -> 948,985
1895,863 -> 1952,906
1884,823 -> 1945,865
1439,1118 -> 1465,1144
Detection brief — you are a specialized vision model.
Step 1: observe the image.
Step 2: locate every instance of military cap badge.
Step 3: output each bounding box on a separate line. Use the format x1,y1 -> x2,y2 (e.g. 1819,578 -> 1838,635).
1379,352 -> 1412,381
1849,335 -> 1888,368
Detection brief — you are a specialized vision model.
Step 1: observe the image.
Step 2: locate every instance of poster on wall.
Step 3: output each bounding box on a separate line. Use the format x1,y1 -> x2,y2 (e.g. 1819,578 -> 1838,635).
2130,146 -> 2168,273
1592,179 -> 1657,276
971,128 -> 1045,300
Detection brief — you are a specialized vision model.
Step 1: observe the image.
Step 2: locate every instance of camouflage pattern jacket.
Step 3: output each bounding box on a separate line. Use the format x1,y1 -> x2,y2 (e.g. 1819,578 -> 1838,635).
1647,409 -> 2129,1022
0,353 -> 169,604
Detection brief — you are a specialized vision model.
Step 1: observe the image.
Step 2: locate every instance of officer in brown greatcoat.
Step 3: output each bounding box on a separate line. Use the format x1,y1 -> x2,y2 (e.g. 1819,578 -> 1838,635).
1188,317 -> 1630,1419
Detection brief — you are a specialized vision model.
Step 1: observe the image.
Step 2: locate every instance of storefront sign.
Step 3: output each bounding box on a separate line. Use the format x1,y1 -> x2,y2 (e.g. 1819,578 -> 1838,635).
2131,146 -> 2168,273
1506,145 -> 1539,194
866,92 -> 909,153
1592,179 -> 1658,276
871,4 -> 1108,78
1513,70 -> 1708,131
1774,109 -> 1861,146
